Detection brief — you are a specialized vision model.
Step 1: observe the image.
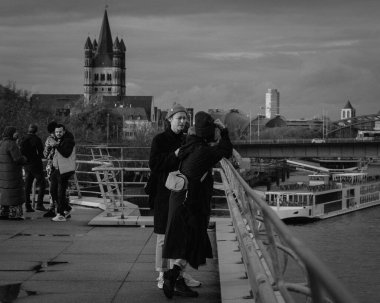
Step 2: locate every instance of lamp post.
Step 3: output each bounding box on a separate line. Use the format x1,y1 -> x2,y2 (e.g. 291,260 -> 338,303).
258,106 -> 264,140
249,111 -> 251,143
106,113 -> 110,145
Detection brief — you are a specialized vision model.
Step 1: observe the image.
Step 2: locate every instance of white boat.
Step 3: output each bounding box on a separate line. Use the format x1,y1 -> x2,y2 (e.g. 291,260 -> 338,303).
264,172 -> 380,221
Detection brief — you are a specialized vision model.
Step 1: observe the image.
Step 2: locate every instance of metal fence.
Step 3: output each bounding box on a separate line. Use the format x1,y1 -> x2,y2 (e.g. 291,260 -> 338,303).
219,158 -> 357,303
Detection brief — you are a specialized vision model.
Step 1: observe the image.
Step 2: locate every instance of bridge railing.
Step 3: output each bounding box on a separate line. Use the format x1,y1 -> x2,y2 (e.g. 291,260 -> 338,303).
219,158 -> 358,303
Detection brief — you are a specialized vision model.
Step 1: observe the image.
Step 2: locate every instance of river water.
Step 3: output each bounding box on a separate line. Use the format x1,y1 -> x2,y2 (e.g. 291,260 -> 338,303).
283,164 -> 380,303
288,206 -> 380,303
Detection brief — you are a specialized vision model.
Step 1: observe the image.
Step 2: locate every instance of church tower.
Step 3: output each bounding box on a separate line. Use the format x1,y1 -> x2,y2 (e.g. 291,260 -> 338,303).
341,100 -> 356,120
84,9 -> 126,104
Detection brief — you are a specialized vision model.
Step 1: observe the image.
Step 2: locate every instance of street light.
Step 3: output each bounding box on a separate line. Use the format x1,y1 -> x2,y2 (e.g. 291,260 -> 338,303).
106,113 -> 110,145
258,106 -> 264,140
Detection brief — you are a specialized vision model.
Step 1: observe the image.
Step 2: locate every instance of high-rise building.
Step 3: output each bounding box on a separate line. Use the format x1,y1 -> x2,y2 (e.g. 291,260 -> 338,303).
84,9 -> 126,104
265,89 -> 280,119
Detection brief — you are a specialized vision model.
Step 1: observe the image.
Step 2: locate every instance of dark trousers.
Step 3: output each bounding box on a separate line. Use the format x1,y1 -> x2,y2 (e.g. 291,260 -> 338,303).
50,169 -> 73,215
24,168 -> 46,204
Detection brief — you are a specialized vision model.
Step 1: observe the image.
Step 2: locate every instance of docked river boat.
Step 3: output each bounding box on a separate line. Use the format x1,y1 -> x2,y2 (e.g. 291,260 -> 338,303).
264,172 -> 380,221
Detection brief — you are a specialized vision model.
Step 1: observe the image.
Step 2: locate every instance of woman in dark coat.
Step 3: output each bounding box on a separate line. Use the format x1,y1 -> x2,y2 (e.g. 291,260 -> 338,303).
0,126 -> 27,220
148,104 -> 188,289
162,111 -> 233,298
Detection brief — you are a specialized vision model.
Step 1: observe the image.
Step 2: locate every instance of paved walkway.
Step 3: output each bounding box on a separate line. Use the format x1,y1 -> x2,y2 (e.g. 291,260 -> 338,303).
0,206 -> 228,303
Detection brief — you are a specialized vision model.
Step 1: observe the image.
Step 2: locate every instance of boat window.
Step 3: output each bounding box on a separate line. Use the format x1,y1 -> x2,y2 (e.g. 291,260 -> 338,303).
315,191 -> 342,205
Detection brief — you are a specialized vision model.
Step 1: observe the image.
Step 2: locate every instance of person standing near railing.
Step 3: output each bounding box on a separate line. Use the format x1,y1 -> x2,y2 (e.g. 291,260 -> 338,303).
0,126 -> 27,220
148,103 -> 201,293
42,121 -> 59,218
20,124 -> 47,213
49,124 -> 76,222
162,111 -> 233,299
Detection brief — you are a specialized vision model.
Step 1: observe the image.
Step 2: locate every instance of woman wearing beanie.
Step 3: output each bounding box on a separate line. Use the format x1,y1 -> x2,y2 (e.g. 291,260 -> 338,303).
162,111 -> 233,299
0,126 -> 27,220
148,104 -> 201,291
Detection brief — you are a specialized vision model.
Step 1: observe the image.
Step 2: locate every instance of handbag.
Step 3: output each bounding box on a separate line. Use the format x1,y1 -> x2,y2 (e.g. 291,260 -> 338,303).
165,160 -> 209,192
165,170 -> 188,192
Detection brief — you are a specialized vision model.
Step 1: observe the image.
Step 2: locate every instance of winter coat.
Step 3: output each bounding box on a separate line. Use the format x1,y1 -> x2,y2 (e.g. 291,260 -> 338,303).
52,130 -> 76,176
0,133 -> 26,207
163,128 -> 233,269
149,128 -> 185,234
20,133 -> 44,172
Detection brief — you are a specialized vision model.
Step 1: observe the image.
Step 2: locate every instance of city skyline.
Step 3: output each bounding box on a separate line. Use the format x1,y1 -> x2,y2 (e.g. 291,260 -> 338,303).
1,0 -> 380,120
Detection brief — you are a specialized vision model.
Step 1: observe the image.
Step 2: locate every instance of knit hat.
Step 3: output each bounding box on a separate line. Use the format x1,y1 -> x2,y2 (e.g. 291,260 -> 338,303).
194,111 -> 215,140
166,103 -> 188,119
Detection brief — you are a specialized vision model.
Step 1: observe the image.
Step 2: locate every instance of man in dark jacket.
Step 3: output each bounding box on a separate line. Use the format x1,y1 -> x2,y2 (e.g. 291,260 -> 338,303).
20,124 -> 46,212
49,124 -> 76,222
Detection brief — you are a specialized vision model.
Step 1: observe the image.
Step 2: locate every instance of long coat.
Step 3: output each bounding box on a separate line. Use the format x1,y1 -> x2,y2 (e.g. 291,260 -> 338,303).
20,133 -> 44,173
0,137 -> 26,206
149,128 -> 185,234
163,129 -> 233,269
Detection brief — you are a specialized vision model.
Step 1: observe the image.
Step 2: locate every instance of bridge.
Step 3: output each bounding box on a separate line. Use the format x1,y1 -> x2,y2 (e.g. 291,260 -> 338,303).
0,145 -> 360,303
233,139 -> 380,158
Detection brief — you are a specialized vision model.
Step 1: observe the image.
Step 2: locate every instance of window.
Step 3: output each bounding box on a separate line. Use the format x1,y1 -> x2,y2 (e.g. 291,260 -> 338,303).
101,74 -> 105,81
94,74 -> 99,81
94,88 -> 98,92
108,88 -> 112,92
107,74 -> 112,81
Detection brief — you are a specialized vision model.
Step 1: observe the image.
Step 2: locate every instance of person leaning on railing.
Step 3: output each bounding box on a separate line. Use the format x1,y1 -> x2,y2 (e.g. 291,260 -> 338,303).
162,111 -> 233,299
148,104 -> 202,291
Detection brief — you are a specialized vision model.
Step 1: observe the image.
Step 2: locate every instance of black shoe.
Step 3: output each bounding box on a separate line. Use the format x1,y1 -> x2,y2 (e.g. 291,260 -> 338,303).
36,203 -> 47,211
43,209 -> 56,218
25,204 -> 35,212
174,277 -> 199,297
163,267 -> 180,299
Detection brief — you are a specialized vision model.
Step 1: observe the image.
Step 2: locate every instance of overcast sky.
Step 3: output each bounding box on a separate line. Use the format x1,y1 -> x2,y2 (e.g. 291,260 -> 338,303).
1,0 -> 380,120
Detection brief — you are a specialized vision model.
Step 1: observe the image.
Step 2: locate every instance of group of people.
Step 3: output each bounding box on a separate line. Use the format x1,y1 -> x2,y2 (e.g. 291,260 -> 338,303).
148,104 -> 233,298
0,122 -> 76,221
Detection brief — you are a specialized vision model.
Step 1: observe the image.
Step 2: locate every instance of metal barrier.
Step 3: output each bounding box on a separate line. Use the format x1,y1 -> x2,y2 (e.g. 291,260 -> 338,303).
219,158 -> 358,303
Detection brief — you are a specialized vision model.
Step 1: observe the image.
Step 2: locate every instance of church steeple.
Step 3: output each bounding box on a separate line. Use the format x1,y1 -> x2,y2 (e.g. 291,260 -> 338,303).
84,9 -> 126,103
97,9 -> 113,55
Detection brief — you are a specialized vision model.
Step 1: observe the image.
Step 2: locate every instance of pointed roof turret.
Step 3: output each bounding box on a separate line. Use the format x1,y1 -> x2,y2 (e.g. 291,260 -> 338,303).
84,37 -> 93,50
97,9 -> 113,54
120,39 -> 126,52
344,100 -> 354,109
93,39 -> 98,49
113,37 -> 120,50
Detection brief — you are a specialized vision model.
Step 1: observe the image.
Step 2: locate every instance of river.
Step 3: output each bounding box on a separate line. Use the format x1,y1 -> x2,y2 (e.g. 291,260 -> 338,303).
283,164 -> 380,303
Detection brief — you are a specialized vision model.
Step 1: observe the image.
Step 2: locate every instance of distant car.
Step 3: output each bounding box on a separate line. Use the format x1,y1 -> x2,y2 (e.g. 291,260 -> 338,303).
311,138 -> 326,143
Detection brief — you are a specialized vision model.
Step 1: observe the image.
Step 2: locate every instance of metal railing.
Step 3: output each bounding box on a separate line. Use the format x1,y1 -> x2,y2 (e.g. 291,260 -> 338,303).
219,158 -> 358,303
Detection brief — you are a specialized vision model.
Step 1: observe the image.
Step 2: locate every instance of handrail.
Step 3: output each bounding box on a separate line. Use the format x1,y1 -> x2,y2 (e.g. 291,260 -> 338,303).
219,158 -> 358,303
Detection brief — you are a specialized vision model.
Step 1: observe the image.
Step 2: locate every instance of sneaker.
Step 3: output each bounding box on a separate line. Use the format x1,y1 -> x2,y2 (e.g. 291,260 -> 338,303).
156,272 -> 164,289
35,203 -> 47,211
183,272 -> 202,287
25,204 -> 35,212
51,214 -> 66,222
163,267 -> 180,299
174,277 -> 199,297
64,210 -> 71,219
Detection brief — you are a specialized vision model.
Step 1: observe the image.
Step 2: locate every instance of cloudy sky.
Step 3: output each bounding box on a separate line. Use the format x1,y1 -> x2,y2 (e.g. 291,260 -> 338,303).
1,0 -> 380,120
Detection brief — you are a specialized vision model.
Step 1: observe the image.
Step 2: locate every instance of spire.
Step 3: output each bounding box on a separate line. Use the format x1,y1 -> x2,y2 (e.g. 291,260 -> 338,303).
97,9 -> 113,54
84,37 -> 93,50
120,38 -> 126,52
113,37 -> 120,50
344,100 -> 354,109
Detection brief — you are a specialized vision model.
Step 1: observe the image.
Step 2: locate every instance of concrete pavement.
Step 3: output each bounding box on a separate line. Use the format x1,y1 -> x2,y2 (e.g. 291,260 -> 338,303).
0,206 -> 250,303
